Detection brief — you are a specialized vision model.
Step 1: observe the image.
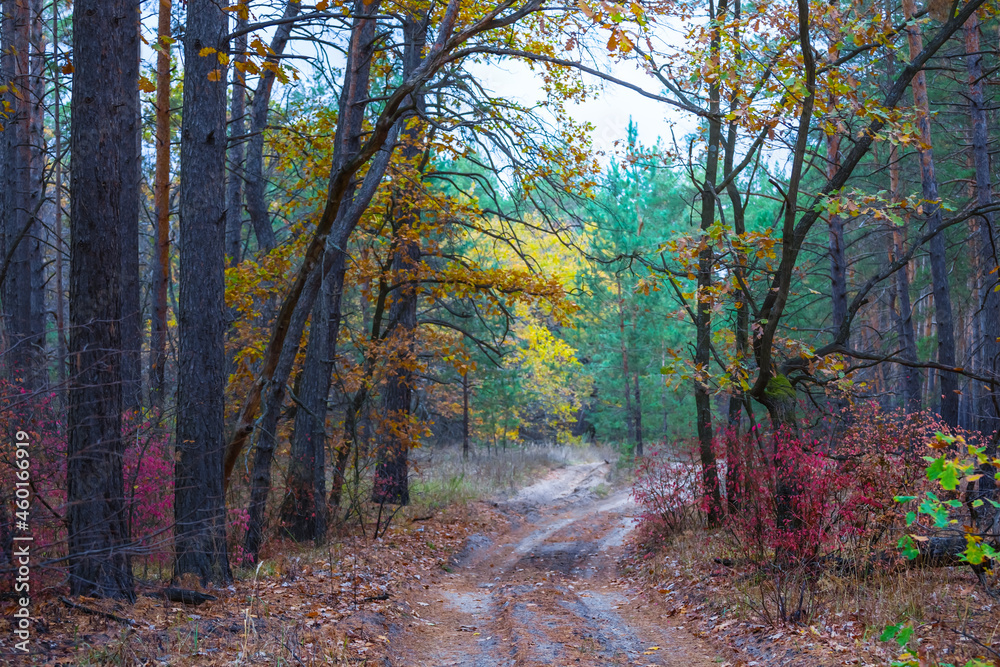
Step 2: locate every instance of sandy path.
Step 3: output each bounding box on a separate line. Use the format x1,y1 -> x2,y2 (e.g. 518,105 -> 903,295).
391,463 -> 722,666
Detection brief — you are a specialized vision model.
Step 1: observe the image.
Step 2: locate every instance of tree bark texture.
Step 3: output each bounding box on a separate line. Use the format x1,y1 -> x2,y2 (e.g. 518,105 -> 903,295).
225,6 -> 248,266
174,0 -> 232,585
120,0 -> 142,411
66,0 -> 139,601
1,0 -> 44,388
964,13 -> 1000,439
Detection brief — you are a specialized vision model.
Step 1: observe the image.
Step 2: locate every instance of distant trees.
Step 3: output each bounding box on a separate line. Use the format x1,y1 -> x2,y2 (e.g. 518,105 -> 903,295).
1,0 -> 44,388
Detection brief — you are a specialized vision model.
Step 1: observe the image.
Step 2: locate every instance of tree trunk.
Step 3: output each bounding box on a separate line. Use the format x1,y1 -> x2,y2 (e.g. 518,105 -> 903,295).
462,370 -> 470,459
890,152 -> 922,413
243,0 -> 300,254
222,0 -> 387,488
279,252 -> 345,543
964,12 -> 1000,440
120,0 -> 142,411
826,141 -> 848,340
226,4 -> 248,266
722,39 -> 749,512
66,0 -> 138,601
174,0 -> 232,585
149,0 -> 172,409
331,391 -> 362,514
373,16 -> 427,507
616,276 -> 634,444
1,0 -> 44,388
52,0 -> 67,394
633,371 -> 643,457
695,0 -> 726,525
903,0 -> 958,426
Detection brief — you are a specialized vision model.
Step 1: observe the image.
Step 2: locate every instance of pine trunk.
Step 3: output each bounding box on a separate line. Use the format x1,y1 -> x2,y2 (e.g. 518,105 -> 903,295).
964,13 -> 1000,440
1,0 -> 44,388
903,0 -> 958,425
226,6 -> 248,266
149,0 -> 172,409
120,0 -> 142,411
891,151 -> 922,413
174,0 -> 232,585
66,0 -> 139,601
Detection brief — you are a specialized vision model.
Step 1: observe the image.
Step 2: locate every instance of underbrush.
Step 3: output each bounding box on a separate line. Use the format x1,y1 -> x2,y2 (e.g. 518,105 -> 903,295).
629,403 -> 1000,666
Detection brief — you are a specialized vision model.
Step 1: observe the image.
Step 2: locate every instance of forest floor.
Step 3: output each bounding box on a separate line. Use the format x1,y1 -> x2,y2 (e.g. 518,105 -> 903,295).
15,452 -> 969,665
5,454 -> 729,666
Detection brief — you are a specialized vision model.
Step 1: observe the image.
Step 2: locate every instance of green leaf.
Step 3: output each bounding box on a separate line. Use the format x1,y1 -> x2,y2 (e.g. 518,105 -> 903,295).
964,541 -> 986,565
897,535 -> 920,560
880,624 -> 900,642
940,463 -> 960,490
926,456 -> 945,481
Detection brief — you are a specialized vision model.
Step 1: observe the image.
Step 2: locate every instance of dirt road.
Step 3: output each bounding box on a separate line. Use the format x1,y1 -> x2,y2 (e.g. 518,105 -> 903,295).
392,462 -> 723,666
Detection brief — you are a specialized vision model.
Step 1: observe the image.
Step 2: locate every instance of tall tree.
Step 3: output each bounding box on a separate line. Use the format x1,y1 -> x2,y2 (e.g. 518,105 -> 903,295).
243,0 -> 299,254
278,255 -> 344,542
66,0 -> 139,601
0,0 -> 44,387
120,0 -> 142,410
226,1 -> 248,266
373,13 -> 428,507
964,11 -> 999,439
901,0 -> 958,425
883,24 -> 922,414
149,0 -> 172,409
174,0 -> 231,584
52,0 -> 67,392
694,0 -> 726,525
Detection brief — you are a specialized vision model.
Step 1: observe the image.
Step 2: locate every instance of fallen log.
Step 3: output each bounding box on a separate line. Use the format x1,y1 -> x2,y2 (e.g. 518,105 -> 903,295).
60,596 -> 135,626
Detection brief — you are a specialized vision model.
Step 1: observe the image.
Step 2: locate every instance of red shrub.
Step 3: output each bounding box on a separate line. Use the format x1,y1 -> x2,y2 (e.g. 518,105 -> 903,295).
631,444 -> 704,547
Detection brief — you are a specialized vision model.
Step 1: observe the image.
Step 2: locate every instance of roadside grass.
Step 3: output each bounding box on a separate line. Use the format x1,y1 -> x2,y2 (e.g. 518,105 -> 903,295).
406,442 -> 617,514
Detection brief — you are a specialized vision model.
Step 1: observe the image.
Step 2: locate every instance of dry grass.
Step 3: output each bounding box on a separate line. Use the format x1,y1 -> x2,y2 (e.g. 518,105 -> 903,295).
630,527 -> 1000,665
406,442 -> 616,512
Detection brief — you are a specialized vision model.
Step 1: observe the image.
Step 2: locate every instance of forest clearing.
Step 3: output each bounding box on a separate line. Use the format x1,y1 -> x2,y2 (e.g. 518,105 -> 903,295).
3,0 -> 1000,664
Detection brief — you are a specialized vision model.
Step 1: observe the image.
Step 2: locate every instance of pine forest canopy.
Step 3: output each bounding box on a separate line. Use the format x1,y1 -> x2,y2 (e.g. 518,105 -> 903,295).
0,0 -> 996,603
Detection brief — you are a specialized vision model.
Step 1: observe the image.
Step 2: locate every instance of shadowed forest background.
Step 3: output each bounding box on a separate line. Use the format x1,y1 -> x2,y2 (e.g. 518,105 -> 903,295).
2,0 -> 1000,664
